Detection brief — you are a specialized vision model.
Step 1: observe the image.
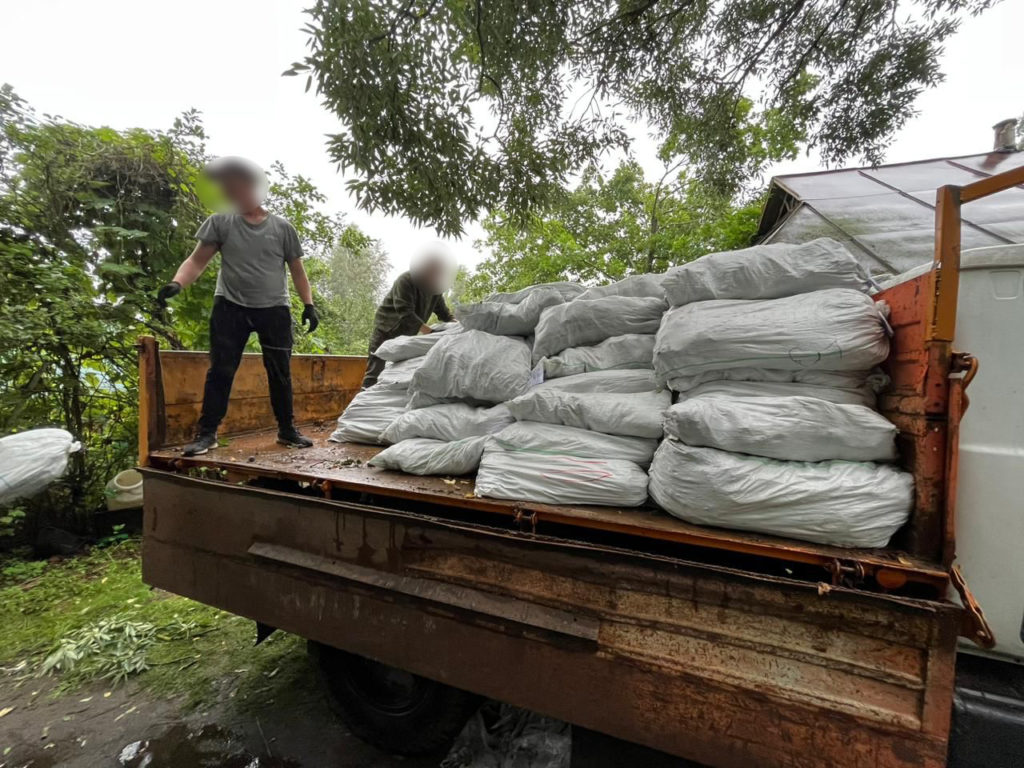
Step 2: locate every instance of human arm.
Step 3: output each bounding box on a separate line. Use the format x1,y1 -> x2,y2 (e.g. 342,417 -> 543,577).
433,294 -> 454,323
171,242 -> 218,288
157,241 -> 218,304
287,258 -> 314,305
287,258 -> 319,332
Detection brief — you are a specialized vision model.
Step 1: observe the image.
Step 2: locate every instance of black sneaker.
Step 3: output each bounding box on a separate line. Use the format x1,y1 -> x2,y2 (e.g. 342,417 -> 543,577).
183,432 -> 218,456
277,428 -> 313,449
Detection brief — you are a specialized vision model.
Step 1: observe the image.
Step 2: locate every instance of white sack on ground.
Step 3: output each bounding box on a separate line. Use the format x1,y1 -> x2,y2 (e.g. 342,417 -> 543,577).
649,441 -> 912,548
577,273 -> 667,301
680,379 -> 880,409
664,396 -> 898,462
380,403 -> 512,444
411,330 -> 532,406
654,289 -> 889,390
457,287 -> 565,336
368,436 -> 489,476
329,386 -> 409,444
376,356 -> 426,389
662,238 -> 866,306
492,422 -> 658,466
508,389 -> 670,439
541,334 -> 655,379
533,296 -> 666,363
535,369 -> 659,394
374,324 -> 463,362
0,429 -> 81,505
486,282 -> 585,304
475,450 -> 649,507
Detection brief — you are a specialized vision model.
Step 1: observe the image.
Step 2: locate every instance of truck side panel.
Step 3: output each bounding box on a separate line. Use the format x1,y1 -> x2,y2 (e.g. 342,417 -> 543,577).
143,471 -> 960,768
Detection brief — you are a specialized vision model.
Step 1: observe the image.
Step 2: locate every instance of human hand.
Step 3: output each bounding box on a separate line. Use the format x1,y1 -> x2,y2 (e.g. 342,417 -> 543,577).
301,304 -> 319,333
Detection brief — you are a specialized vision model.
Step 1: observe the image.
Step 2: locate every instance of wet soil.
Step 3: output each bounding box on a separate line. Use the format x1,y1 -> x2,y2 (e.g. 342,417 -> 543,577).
0,670 -> 435,768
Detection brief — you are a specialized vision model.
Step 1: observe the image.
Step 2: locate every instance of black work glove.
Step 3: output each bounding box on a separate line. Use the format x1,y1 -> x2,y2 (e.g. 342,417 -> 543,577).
156,281 -> 182,307
301,303 -> 319,333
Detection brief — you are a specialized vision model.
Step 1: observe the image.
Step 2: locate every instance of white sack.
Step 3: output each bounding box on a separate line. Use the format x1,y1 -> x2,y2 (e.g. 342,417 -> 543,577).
507,389 -> 670,439
457,287 -> 565,336
376,356 -> 426,389
664,396 -> 898,462
475,450 -> 649,507
654,289 -> 889,390
541,334 -> 655,379
380,403 -> 513,444
486,282 -> 585,304
375,324 -> 463,362
649,440 -> 913,548
680,379 -> 879,409
535,369 -> 659,394
577,273 -> 666,301
662,238 -> 866,306
492,422 -> 658,466
0,428 -> 81,505
368,436 -> 489,476
329,386 -> 409,444
664,367 -> 887,392
533,296 -> 666,363
410,330 -> 532,406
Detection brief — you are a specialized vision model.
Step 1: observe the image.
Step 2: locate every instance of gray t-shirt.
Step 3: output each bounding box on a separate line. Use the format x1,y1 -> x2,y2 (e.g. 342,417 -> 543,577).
195,213 -> 303,308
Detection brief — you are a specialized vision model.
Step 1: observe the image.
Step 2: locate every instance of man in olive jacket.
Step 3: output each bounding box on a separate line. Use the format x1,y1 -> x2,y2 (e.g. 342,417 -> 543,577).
363,254 -> 454,388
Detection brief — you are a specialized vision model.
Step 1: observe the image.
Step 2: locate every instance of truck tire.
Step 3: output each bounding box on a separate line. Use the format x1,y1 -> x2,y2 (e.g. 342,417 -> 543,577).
308,641 -> 482,756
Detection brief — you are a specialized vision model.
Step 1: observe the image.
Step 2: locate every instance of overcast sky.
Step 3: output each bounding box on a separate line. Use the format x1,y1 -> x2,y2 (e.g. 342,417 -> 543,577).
2,0 -> 1020,277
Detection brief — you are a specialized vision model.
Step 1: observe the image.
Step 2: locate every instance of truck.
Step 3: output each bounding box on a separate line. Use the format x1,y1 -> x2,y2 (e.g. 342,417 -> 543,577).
137,164 -> 1024,767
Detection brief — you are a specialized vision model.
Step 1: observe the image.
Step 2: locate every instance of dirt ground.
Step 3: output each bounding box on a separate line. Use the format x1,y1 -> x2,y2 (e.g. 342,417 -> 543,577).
0,651 -> 436,768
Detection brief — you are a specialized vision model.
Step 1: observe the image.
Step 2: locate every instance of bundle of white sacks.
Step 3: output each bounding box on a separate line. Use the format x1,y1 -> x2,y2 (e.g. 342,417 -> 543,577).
328,237 -> 915,549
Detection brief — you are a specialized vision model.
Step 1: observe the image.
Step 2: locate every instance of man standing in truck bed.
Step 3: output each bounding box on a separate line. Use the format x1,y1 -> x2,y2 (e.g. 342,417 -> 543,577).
157,157 -> 319,456
362,250 -> 455,389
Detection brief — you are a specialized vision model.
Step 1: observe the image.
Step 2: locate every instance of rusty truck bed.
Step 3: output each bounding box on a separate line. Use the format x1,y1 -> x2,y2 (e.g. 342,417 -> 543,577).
148,425 -> 950,595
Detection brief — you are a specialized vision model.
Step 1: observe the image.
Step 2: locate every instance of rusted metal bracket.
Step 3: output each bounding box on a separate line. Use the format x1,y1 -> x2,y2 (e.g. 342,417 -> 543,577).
827,559 -> 866,587
950,565 -> 995,648
512,503 -> 538,534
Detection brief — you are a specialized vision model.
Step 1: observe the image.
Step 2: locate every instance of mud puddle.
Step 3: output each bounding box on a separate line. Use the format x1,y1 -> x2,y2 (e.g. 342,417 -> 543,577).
116,724 -> 298,768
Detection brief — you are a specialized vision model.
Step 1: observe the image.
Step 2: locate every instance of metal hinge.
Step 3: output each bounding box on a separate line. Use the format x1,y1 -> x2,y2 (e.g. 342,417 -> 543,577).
950,564 -> 996,648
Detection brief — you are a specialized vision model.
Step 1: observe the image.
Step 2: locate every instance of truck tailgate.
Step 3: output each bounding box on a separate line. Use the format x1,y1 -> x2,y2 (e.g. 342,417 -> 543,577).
142,470 -> 960,768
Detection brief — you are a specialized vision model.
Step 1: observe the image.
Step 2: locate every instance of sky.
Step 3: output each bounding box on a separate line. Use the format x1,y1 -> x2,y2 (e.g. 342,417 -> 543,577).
2,0 -> 1021,278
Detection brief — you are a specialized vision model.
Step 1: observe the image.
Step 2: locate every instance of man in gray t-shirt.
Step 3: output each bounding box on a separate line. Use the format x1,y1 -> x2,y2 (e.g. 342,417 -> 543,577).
157,157 -> 319,456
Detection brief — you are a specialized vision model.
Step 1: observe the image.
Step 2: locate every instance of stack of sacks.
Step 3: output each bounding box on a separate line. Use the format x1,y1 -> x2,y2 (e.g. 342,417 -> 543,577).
649,238 -> 914,548
369,403 -> 513,477
476,283 -> 671,506
477,374 -> 669,509
329,323 -> 462,444
376,292 -> 543,475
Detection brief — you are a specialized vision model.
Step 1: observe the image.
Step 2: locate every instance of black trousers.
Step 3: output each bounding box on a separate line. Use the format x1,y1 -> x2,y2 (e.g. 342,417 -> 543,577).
198,297 -> 294,435
361,329 -> 389,389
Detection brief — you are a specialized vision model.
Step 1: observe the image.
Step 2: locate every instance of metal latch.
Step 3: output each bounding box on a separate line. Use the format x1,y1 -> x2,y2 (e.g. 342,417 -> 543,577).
950,564 -> 995,648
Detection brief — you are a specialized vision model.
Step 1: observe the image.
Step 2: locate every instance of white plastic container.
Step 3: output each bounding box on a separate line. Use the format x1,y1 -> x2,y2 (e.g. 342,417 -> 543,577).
105,469 -> 144,511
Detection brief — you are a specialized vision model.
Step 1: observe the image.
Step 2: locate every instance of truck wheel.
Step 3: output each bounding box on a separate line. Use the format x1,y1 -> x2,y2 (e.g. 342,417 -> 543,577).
308,641 -> 482,756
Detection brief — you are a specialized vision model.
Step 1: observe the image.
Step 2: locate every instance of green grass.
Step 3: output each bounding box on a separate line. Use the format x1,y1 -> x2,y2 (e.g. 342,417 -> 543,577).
0,540 -> 308,707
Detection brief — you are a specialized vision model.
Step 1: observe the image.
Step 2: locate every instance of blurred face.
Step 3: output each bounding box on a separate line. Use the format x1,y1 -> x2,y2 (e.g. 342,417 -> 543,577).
219,171 -> 261,213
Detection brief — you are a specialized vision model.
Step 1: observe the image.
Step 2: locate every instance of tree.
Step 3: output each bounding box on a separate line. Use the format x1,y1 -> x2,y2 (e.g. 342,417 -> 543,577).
467,159 -> 762,297
0,86 -> 375,536
314,227 -> 392,355
288,0 -> 992,235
